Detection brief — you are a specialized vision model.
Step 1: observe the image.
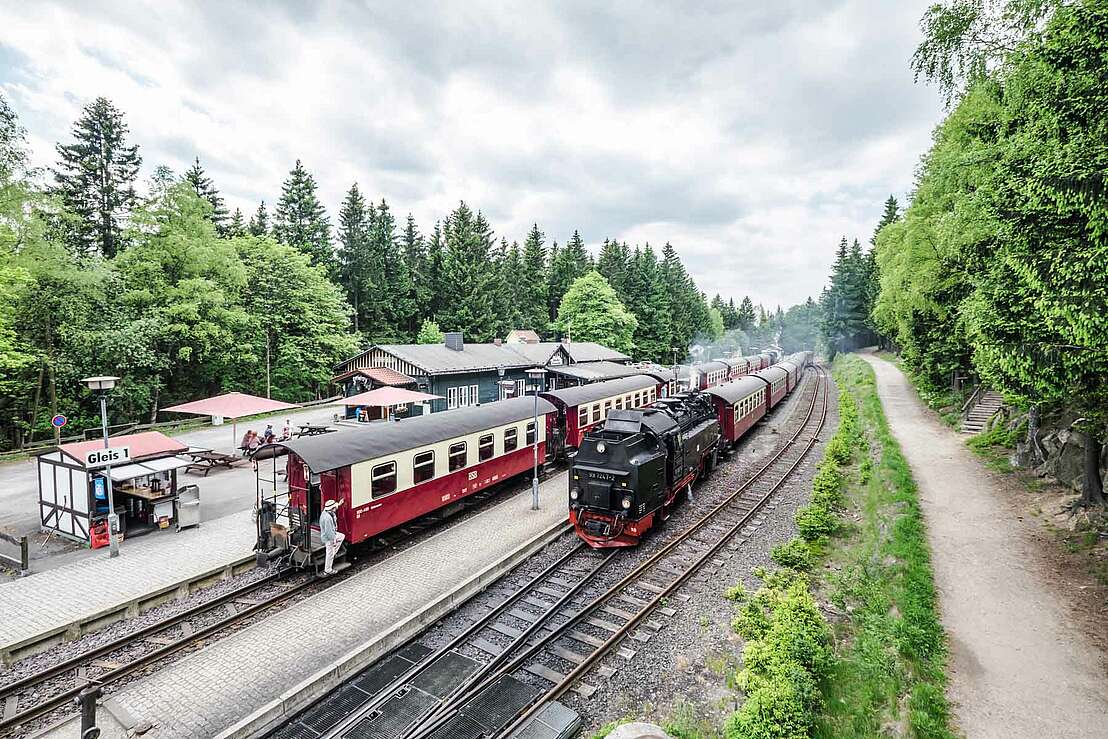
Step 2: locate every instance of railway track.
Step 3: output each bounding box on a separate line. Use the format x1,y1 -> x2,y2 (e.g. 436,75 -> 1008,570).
0,468 -> 546,736
273,366 -> 828,739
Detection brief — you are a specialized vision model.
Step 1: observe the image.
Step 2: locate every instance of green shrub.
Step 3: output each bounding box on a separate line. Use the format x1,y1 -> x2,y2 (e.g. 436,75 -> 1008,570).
725,674 -> 810,739
795,503 -> 836,541
771,537 -> 813,570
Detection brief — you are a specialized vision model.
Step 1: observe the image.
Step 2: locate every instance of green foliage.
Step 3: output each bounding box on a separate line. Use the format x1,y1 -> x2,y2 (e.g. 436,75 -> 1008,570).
771,538 -> 813,571
183,156 -> 229,235
820,236 -> 878,358
795,504 -> 836,542
440,202 -> 498,342
555,271 -> 638,354
273,159 -> 333,274
51,96 -> 141,258
726,569 -> 831,739
416,319 -> 444,344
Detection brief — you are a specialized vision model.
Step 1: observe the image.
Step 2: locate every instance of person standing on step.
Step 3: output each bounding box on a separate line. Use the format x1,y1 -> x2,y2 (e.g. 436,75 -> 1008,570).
319,498 -> 344,575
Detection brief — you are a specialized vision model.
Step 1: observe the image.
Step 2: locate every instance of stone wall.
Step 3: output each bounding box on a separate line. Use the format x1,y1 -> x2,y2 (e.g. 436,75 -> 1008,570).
998,409 -> 1108,493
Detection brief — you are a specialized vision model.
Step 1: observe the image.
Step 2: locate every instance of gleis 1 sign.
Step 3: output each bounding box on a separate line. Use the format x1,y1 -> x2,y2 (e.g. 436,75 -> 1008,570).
85,446 -> 131,468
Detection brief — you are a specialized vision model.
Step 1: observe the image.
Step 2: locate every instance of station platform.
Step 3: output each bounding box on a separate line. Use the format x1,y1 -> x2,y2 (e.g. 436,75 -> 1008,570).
0,509 -> 256,662
35,471 -> 571,739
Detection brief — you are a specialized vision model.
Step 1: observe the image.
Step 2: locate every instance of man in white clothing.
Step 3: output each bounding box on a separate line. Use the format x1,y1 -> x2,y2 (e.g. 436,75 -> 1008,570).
319,499 -> 345,574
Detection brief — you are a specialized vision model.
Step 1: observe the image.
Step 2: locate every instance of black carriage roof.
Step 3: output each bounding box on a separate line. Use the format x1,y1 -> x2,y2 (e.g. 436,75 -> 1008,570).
540,375 -> 657,407
753,364 -> 789,382
281,395 -> 556,472
704,375 -> 768,404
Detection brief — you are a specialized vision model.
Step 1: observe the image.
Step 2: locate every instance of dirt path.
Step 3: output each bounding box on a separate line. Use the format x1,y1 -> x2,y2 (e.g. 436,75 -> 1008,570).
859,353 -> 1108,739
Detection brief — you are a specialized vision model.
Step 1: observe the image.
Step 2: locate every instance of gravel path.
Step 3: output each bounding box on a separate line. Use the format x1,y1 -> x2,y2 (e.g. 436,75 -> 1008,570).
860,353 -> 1108,739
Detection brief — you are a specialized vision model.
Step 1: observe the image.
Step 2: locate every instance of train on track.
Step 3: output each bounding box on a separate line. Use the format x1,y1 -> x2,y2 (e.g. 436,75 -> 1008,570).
253,350 -> 810,569
568,351 -> 813,548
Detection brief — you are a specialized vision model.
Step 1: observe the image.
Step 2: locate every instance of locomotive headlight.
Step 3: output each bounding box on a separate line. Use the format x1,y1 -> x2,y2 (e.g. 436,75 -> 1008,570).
621,495 -> 632,509
570,489 -> 579,500
596,442 -> 607,454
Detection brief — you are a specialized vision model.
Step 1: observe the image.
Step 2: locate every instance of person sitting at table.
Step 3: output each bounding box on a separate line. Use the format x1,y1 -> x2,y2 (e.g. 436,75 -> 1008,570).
242,430 -> 261,456
280,419 -> 293,441
262,424 -> 276,444
239,429 -> 255,455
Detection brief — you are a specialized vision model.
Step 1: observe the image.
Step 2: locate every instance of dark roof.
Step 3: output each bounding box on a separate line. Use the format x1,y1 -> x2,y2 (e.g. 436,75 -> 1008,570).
546,361 -> 645,383
704,376 -> 768,404
631,363 -> 676,383
753,365 -> 788,383
540,375 -> 657,407
504,343 -> 567,366
336,340 -> 627,376
281,395 -> 555,472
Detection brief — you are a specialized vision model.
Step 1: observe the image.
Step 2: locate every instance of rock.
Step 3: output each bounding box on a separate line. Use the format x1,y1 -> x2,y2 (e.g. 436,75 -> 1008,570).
608,723 -> 674,739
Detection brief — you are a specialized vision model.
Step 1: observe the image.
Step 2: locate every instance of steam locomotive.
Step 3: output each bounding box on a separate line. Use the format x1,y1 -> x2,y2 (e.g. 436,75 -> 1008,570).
568,390 -> 721,547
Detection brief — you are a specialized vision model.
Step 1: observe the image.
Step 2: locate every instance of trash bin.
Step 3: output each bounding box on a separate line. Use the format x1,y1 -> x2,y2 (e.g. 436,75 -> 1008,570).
176,485 -> 201,531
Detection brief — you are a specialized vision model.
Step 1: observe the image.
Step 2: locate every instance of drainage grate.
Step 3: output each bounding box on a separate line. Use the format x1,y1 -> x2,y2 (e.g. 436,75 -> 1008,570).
410,650 -> 480,699
460,674 -> 541,733
396,641 -> 434,664
300,684 -> 374,733
423,715 -> 488,739
351,654 -> 420,697
342,687 -> 438,739
267,721 -> 321,739
507,701 -> 582,739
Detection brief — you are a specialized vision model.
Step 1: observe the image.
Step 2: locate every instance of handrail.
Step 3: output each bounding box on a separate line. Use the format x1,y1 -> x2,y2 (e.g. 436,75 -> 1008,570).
960,383 -> 985,416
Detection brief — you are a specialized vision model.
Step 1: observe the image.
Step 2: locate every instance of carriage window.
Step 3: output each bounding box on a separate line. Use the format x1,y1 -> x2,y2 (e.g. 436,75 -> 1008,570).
504,428 -> 518,452
526,421 -> 536,445
603,400 -> 612,417
614,397 -> 623,410
649,388 -> 656,401
479,434 -> 494,461
371,462 -> 397,498
449,442 -> 467,471
578,407 -> 588,427
413,451 -> 434,484
591,404 -> 601,423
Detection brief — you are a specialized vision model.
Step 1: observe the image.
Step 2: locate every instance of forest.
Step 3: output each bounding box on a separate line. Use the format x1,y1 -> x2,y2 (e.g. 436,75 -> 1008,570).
0,93 -> 820,450
846,0 -> 1107,506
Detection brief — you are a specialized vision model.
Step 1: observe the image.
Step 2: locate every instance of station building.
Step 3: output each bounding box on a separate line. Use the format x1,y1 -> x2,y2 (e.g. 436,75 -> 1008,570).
331,332 -> 634,414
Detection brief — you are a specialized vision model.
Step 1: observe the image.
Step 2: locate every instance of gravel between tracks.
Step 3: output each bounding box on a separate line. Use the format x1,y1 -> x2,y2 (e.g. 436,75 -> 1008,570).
569,371 -> 838,732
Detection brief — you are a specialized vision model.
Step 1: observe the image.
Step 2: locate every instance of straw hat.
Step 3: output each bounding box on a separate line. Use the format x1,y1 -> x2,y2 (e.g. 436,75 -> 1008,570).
323,499 -> 339,512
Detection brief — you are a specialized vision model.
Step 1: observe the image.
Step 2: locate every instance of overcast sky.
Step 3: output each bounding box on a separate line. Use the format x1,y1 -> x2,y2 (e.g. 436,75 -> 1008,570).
0,1 -> 944,309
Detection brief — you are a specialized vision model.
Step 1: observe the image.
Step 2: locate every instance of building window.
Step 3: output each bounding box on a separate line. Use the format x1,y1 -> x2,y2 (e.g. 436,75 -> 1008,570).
413,451 -> 434,484
448,387 -> 458,410
371,462 -> 397,498
459,385 -> 469,407
470,384 -> 479,406
479,433 -> 494,461
578,407 -> 588,427
516,379 -> 526,396
526,421 -> 536,445
591,404 -> 601,423
504,428 -> 518,452
449,442 -> 467,471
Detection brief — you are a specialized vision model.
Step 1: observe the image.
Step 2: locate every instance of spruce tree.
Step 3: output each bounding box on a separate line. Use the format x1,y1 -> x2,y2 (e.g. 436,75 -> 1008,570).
626,245 -> 672,362
873,195 -> 899,244
183,156 -> 229,235
273,160 -> 333,274
596,238 -> 631,295
52,96 -> 141,257
371,199 -> 413,340
548,230 -> 591,323
520,224 -> 549,334
402,213 -> 430,333
440,202 -> 497,341
426,221 -> 446,321
227,208 -> 246,237
738,296 -> 756,331
249,201 -> 269,236
337,184 -> 372,334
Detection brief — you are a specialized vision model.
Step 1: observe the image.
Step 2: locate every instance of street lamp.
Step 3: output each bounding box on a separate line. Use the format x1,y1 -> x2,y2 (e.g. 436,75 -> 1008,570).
525,367 -> 547,511
82,375 -> 121,558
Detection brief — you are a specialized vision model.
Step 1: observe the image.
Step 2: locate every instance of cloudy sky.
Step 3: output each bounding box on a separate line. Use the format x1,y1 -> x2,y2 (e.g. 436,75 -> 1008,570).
0,1 -> 944,309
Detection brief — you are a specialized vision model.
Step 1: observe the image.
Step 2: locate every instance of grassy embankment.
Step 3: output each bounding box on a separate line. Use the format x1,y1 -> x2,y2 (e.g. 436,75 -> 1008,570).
594,356 -> 954,738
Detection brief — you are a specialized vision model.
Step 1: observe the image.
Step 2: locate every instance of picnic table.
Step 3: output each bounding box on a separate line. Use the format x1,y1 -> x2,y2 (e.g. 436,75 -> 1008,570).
185,450 -> 241,476
295,424 -> 335,437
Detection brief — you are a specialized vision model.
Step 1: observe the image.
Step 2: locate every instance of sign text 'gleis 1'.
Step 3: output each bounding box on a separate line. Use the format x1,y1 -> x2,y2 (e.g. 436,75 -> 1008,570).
84,446 -> 131,468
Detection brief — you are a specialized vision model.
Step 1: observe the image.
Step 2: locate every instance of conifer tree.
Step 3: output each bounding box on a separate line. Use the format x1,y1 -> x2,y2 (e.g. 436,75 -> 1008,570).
738,296 -> 756,331
227,208 -> 246,238
337,184 -> 372,334
425,221 -> 446,321
626,245 -> 672,362
520,224 -> 549,334
273,160 -> 333,274
548,230 -> 592,323
596,238 -> 631,295
183,156 -> 229,235
52,96 -> 141,257
440,202 -> 497,341
249,201 -> 269,236
872,195 -> 899,244
402,213 -> 430,332
369,198 -> 412,339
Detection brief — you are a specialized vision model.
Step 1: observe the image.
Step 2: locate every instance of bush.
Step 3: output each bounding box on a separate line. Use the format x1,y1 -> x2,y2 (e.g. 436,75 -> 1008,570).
795,503 -> 836,541
771,537 -> 813,570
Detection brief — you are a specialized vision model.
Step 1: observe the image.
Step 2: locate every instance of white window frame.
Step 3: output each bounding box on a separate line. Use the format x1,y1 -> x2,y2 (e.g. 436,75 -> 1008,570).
371,461 -> 397,499
470,384 -> 479,406
448,387 -> 459,409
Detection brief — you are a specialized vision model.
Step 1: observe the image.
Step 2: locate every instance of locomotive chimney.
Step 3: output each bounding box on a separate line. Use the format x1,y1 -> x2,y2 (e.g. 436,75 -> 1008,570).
444,332 -> 464,351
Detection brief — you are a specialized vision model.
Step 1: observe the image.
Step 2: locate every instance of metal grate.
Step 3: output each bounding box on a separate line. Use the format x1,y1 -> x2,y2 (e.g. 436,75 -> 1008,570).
410,651 -> 480,699
396,642 -> 434,664
507,701 -> 582,739
423,715 -> 487,739
267,720 -> 321,739
342,687 -> 438,739
301,684 -> 374,732
350,654 -> 419,697
460,674 -> 541,733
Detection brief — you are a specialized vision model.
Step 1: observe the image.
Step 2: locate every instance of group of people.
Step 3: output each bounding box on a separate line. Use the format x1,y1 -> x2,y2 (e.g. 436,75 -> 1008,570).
239,420 -> 295,456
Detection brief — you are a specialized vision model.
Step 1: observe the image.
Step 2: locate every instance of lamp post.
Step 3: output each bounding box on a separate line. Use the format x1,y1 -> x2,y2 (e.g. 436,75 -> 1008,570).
525,367 -> 547,511
82,375 -> 120,558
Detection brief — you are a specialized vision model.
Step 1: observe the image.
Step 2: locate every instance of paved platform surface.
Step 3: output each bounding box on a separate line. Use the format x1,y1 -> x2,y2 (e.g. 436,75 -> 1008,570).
0,509 -> 255,657
860,353 -> 1108,739
40,472 -> 571,739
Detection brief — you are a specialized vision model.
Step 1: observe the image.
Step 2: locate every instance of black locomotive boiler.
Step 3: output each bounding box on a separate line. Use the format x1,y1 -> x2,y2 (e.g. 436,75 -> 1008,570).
568,390 -> 721,547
